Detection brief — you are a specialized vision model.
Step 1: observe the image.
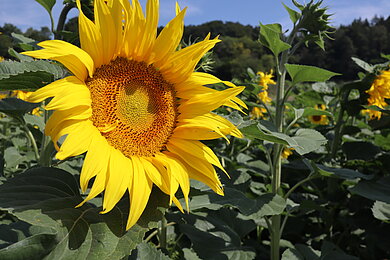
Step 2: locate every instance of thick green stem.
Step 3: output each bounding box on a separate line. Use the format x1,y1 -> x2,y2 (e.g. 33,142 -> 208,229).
158,215 -> 168,249
39,108 -> 53,167
54,3 -> 75,40
22,124 -> 39,162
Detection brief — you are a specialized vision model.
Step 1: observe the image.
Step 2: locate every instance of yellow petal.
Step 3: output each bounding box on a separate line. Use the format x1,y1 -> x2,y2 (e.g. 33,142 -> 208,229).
150,7 -> 186,65
76,0 -> 103,68
79,131 -> 110,192
127,156 -> 153,230
155,153 -> 190,211
55,121 -> 95,160
101,148 -> 132,214
160,35 -> 220,84
178,86 -> 245,118
169,138 -> 228,176
22,41 -> 94,80
134,0 -> 159,61
167,143 -> 223,194
94,0 -> 118,63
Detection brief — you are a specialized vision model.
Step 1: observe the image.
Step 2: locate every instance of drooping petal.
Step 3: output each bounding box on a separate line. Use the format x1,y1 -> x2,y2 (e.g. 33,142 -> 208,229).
55,120 -> 95,160
150,7 -> 186,65
94,0 -> 118,63
22,41 -> 94,80
159,35 -> 220,84
79,131 -> 111,192
178,86 -> 245,118
76,0 -> 104,67
101,148 -> 132,214
169,138 -> 228,176
127,156 -> 153,229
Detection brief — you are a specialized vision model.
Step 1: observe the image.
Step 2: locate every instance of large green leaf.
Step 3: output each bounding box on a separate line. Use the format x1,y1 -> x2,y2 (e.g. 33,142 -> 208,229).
372,201 -> 390,221
240,122 -> 298,148
0,60 -> 66,81
189,187 -> 286,218
285,64 -> 340,85
349,176 -> 390,203
0,98 -> 40,118
282,244 -> 320,260
259,23 -> 291,57
0,71 -> 54,91
0,167 -> 167,259
168,209 -> 256,260
282,3 -> 301,24
131,242 -> 170,260
35,0 -> 56,15
0,233 -> 57,260
291,129 -> 327,155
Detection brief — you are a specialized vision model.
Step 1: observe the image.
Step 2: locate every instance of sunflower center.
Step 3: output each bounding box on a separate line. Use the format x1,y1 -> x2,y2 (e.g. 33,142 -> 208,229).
312,115 -> 322,122
86,57 -> 177,157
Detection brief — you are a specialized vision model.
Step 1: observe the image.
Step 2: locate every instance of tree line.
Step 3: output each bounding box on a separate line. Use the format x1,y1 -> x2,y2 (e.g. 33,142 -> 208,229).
1,15 -> 389,81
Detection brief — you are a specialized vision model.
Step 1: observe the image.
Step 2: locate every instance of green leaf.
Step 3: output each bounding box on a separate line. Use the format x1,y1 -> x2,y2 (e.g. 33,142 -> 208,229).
372,201 -> 390,221
0,60 -> 66,81
282,244 -> 320,260
0,71 -> 54,91
351,57 -> 374,73
320,241 -> 358,260
349,176 -> 390,203
0,167 -> 167,259
168,209 -> 256,260
0,233 -> 57,260
240,122 -> 298,148
0,98 -> 40,118
302,107 -> 332,117
35,0 -> 56,16
4,147 -> 28,169
259,23 -> 291,57
282,3 -> 301,24
189,187 -> 286,218
310,163 -> 373,180
134,242 -> 170,260
11,33 -> 35,44
8,48 -> 34,62
291,129 -> 327,155
341,141 -> 381,160
285,64 -> 340,85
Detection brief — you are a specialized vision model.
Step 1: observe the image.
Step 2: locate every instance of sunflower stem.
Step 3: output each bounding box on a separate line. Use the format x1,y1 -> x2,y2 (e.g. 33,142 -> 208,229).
21,123 -> 39,162
54,3 -> 75,40
158,215 -> 168,249
38,107 -> 53,167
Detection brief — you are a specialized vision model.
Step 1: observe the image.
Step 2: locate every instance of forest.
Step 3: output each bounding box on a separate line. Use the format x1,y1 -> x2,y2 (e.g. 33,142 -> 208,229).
1,15 -> 390,81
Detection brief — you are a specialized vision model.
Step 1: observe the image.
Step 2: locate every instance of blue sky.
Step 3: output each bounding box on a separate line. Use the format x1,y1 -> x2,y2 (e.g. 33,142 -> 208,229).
1,0 -> 389,33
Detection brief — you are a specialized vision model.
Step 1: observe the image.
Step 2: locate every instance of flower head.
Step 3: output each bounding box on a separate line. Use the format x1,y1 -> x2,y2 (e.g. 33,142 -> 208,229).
308,104 -> 329,125
281,147 -> 293,159
257,70 -> 275,104
23,0 -> 246,230
363,70 -> 390,120
250,106 -> 267,119
11,91 -> 42,116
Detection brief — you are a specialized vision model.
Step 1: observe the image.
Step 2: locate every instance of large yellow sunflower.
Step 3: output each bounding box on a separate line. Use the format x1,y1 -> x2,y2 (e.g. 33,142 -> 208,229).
22,0 -> 246,230
363,70 -> 390,120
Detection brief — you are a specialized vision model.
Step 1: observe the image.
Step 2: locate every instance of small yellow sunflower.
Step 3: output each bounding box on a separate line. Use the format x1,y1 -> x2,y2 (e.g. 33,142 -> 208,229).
308,104 -> 329,125
22,0 -> 246,230
250,106 -> 267,119
257,70 -> 275,104
11,90 -> 42,116
363,70 -> 390,120
281,147 -> 293,159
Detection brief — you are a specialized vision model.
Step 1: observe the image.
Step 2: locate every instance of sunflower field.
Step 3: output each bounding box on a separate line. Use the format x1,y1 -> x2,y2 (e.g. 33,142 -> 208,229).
0,0 -> 389,259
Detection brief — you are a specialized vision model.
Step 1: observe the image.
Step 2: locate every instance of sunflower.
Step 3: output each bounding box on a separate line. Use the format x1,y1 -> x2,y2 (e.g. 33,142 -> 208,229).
281,147 -> 293,159
22,0 -> 246,230
11,90 -> 42,116
257,70 -> 275,104
308,104 -> 329,125
250,106 -> 267,119
363,70 -> 390,120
